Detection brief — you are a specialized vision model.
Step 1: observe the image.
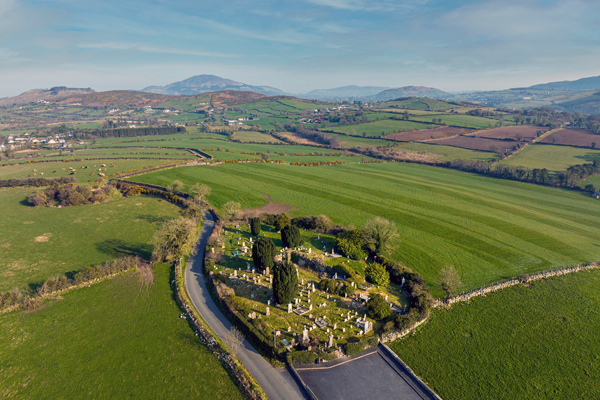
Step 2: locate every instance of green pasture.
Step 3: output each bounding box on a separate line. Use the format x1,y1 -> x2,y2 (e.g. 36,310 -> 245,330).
498,144 -> 600,173
0,263 -> 243,399
132,162 -> 600,294
390,269 -> 600,400
373,98 -> 457,111
234,131 -> 285,143
393,142 -> 496,161
318,131 -> 392,148
412,114 -> 510,129
325,119 -> 432,137
0,188 -> 181,291
0,158 -> 181,180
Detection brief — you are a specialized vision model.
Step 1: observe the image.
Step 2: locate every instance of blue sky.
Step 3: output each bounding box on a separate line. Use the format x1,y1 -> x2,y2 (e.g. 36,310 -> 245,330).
0,0 -> 599,96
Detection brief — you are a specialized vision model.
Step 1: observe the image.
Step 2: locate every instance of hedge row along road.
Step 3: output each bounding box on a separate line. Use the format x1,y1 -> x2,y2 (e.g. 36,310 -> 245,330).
184,211 -> 308,400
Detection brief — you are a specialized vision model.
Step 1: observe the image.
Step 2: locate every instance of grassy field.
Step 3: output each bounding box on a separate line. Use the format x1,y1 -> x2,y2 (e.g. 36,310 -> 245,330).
0,158 -> 182,180
234,131 -> 285,143
390,269 -> 600,400
319,131 -> 393,148
0,263 -> 243,399
499,144 -> 600,172
131,162 -> 600,294
392,142 -> 495,161
0,188 -> 181,291
412,114 -> 510,129
326,119 -> 432,137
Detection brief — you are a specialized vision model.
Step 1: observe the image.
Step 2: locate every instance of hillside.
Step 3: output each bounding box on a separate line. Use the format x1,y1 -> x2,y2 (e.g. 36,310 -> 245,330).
528,75 -> 600,92
366,86 -> 449,101
56,90 -> 171,107
302,85 -> 391,101
142,74 -> 285,96
0,87 -> 95,106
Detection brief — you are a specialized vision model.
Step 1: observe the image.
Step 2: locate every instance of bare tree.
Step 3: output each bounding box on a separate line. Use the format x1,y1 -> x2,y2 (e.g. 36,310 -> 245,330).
361,217 -> 399,255
167,180 -> 184,195
190,183 -> 211,200
150,217 -> 198,263
223,326 -> 244,355
437,266 -> 462,298
221,201 -> 241,220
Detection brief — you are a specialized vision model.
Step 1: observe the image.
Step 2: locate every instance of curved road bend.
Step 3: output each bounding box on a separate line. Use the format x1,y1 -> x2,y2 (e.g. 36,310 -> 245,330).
185,211 -> 307,400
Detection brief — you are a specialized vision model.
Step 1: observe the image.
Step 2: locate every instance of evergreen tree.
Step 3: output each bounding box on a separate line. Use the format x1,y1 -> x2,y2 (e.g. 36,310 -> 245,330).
251,238 -> 276,271
367,293 -> 391,320
281,224 -> 302,248
250,217 -> 261,236
273,261 -> 298,305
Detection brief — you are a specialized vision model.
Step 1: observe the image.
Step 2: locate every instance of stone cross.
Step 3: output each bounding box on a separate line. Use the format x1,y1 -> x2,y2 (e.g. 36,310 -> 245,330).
288,303 -> 293,313
266,307 -> 270,316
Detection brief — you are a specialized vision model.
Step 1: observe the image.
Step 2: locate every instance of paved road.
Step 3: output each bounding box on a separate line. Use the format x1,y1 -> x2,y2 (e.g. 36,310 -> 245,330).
185,211 -> 307,400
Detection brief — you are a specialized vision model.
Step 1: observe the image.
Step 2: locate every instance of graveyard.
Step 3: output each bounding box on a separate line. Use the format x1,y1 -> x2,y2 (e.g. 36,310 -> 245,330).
205,221 -> 409,359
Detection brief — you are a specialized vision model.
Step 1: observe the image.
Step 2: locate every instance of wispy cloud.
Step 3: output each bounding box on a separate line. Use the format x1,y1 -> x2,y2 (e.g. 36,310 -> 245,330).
78,42 -> 241,58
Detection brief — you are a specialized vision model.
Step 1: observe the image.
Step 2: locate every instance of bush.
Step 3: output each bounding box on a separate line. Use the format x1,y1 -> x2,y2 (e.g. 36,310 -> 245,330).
252,238 -> 276,271
274,214 -> 290,231
287,351 -> 318,365
365,263 -> 390,287
334,229 -> 367,260
333,264 -> 365,285
250,217 -> 261,236
281,224 -> 302,248
273,261 -> 298,305
367,293 -> 392,320
262,213 -> 276,226
150,217 -> 198,263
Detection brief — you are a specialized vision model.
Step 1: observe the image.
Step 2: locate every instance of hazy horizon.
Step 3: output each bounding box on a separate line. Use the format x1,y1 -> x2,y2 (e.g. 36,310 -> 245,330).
1,0 -> 599,97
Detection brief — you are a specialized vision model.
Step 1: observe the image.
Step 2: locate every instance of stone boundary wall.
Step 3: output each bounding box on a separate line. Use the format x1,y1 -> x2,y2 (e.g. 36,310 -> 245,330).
172,261 -> 265,400
436,262 -> 600,307
380,312 -> 430,343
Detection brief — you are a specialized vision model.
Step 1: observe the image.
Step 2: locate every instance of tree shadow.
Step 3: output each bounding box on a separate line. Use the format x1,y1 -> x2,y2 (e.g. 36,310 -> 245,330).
96,239 -> 153,259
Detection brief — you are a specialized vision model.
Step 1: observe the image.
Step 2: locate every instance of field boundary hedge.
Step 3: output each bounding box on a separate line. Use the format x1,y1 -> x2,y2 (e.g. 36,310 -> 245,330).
436,262 -> 600,307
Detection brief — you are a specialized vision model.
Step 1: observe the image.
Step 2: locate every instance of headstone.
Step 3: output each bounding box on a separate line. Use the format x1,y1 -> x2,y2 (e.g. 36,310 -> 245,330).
327,294 -> 330,300
385,295 -> 388,301
342,328 -> 346,333
333,323 -> 337,330
401,277 -> 405,287
268,299 -> 271,306
364,320 -> 373,334
266,307 -> 270,316
246,262 -> 250,269
233,270 -> 237,277
275,330 -> 280,336
312,283 -> 315,293
303,328 -> 309,341
331,249 -> 334,255
211,248 -> 215,253
301,278 -> 304,285
318,234 -> 320,240
295,298 -> 299,305
288,326 -> 291,332
309,304 -> 313,311
252,268 -> 255,274
308,248 -> 312,254
251,312 -> 256,319
251,294 -> 254,299
288,303 -> 292,313
309,314 -> 313,318
328,335 -> 333,348
333,273 -> 338,280
265,267 -> 269,276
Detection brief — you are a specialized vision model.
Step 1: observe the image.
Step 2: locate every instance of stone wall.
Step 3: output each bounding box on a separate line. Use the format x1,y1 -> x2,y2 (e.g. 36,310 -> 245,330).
435,262 -> 600,307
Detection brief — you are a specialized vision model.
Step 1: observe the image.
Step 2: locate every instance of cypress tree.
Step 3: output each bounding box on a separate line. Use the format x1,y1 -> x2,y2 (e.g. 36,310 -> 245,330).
281,224 -> 302,248
273,261 -> 298,305
252,238 -> 276,271
250,217 -> 261,236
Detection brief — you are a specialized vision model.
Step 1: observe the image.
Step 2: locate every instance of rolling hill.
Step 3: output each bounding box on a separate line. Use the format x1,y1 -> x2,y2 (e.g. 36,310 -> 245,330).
142,74 -> 285,96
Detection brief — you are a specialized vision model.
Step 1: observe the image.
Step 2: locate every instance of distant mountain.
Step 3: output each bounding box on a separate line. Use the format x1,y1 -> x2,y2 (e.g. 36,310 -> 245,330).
0,87 -> 95,106
527,75 -> 600,92
366,86 -> 449,102
302,85 -> 390,101
142,74 -> 285,96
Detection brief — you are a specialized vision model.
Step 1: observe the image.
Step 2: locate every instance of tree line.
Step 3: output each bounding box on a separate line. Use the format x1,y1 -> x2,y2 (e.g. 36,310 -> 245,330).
73,126 -> 186,139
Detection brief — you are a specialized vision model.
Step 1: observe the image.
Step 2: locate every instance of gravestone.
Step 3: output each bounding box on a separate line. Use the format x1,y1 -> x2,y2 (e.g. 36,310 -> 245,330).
288,303 -> 292,313
309,304 -> 313,311
266,307 -> 270,316
328,335 -> 333,348
251,312 -> 256,320
288,326 -> 291,332
267,299 -> 271,306
342,328 -> 346,333
303,328 -> 309,341
233,270 -> 237,277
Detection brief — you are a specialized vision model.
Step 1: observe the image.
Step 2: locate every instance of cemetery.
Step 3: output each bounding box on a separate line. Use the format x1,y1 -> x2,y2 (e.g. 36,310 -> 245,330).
204,216 -> 411,363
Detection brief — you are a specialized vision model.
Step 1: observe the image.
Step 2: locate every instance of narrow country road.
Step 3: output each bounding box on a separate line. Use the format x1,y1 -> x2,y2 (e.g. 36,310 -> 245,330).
185,211 -> 308,400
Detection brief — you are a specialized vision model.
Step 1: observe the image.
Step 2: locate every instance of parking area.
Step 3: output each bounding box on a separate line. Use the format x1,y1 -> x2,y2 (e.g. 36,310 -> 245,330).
295,346 -> 436,400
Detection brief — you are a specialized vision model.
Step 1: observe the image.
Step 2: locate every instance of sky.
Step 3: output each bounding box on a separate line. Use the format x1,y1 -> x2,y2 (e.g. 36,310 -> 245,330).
0,0 -> 599,97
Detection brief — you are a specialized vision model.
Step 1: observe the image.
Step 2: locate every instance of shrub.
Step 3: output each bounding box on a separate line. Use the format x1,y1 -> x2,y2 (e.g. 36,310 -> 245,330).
281,224 -> 302,248
250,217 -> 261,236
274,214 -> 290,231
150,217 -> 198,263
365,263 -> 390,287
262,213 -> 276,226
273,261 -> 299,305
367,293 -> 392,320
332,263 -> 365,285
287,351 -> 318,365
334,229 -> 367,260
252,237 -> 276,271
361,217 -> 399,255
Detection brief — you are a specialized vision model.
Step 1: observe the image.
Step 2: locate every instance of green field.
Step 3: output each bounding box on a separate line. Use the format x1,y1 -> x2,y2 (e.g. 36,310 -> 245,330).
412,114 -> 510,129
326,119 -> 432,137
0,188 -> 180,291
0,158 -> 181,180
131,162 -> 600,294
499,144 -> 600,172
0,263 -> 243,399
234,131 -> 284,143
393,142 -> 495,161
390,269 -> 600,400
